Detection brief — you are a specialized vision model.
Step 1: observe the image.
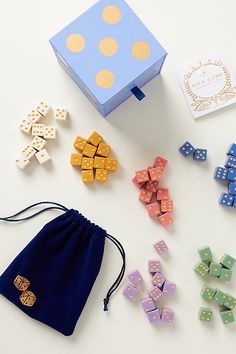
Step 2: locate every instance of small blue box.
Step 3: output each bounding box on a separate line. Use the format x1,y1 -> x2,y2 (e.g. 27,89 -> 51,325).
50,0 -> 167,116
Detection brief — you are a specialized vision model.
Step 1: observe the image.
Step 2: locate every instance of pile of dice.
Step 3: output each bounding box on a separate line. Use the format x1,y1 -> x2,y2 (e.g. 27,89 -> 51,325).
194,246 -> 236,324
17,102 -> 68,169
123,239 -> 176,324
214,143 -> 236,208
132,156 -> 173,228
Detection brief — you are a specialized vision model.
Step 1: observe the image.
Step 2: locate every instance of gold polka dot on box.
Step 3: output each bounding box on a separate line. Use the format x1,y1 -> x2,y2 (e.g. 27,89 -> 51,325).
70,131 -> 118,184
50,0 -> 167,117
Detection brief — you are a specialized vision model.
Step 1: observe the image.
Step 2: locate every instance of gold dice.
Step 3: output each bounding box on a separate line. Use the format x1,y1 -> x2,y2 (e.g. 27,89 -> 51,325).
20,291 -> 37,307
14,275 -> 30,291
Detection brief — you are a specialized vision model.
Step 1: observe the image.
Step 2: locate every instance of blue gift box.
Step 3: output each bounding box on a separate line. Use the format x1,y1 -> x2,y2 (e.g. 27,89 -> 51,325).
50,0 -> 167,116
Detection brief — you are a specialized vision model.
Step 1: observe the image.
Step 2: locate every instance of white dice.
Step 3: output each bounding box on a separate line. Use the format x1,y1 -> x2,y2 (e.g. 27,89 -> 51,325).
21,145 -> 37,159
35,148 -> 51,164
31,136 -> 46,151
20,119 -> 33,134
55,108 -> 67,121
32,124 -> 45,136
44,126 -> 56,139
16,155 -> 30,170
36,102 -> 50,116
27,109 -> 42,123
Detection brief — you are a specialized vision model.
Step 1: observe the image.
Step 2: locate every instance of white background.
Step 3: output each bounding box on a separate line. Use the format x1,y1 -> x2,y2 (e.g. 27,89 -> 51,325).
0,0 -> 236,353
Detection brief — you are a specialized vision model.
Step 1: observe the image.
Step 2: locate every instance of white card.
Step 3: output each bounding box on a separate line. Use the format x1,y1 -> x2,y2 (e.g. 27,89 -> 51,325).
176,52 -> 236,118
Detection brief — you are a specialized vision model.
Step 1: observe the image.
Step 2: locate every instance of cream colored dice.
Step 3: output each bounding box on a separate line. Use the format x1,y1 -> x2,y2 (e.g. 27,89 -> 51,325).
19,119 -> 33,134
55,108 -> 67,120
31,136 -> 47,151
27,109 -> 42,123
32,124 -> 45,136
36,101 -> 50,116
44,126 -> 56,139
21,144 -> 37,159
16,155 -> 30,170
35,148 -> 51,164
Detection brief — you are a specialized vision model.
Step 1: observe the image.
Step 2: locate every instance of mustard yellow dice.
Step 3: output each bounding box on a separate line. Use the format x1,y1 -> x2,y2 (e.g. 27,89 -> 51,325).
82,157 -> 94,170
94,156 -> 106,169
74,136 -> 87,151
20,290 -> 37,307
105,158 -> 118,171
97,143 -> 110,157
82,143 -> 97,158
96,169 -> 109,181
88,131 -> 103,147
70,153 -> 82,166
82,170 -> 94,183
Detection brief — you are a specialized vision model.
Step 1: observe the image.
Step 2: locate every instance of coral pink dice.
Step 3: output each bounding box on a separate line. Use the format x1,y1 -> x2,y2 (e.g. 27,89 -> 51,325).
146,203 -> 161,217
128,270 -> 143,286
161,308 -> 175,323
151,272 -> 166,288
148,286 -> 163,301
159,212 -> 173,228
145,180 -> 159,193
136,169 -> 150,183
153,156 -> 168,172
139,189 -> 153,203
140,297 -> 156,313
132,176 -> 146,189
148,167 -> 163,182
122,283 -> 138,300
163,281 -> 176,295
157,188 -> 169,200
161,200 -> 173,213
148,260 -> 161,274
147,308 -> 161,323
154,239 -> 168,255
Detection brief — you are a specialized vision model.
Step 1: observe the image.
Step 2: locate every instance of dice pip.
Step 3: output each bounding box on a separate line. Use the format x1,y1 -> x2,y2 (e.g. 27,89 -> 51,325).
20,290 -> 37,307
193,148 -> 207,161
179,141 -> 195,157
128,270 -> 143,286
14,275 -> 30,291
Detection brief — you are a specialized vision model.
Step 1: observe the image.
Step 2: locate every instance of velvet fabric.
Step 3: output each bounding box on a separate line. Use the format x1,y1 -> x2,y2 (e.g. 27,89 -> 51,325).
0,209 -> 106,336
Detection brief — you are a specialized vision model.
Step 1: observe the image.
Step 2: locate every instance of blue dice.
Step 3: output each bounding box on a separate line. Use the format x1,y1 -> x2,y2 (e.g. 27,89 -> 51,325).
193,149 -> 207,161
179,141 -> 195,157
227,143 -> 236,157
219,193 -> 234,207
232,196 -> 236,208
229,182 -> 236,195
225,156 -> 236,169
214,167 -> 228,182
227,168 -> 236,182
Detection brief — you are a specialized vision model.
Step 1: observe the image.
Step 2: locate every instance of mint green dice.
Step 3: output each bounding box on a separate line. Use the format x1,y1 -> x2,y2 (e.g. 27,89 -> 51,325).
201,285 -> 216,303
220,254 -> 236,270
198,307 -> 213,322
198,247 -> 213,262
208,262 -> 222,276
224,295 -> 236,310
220,309 -> 235,324
219,268 -> 232,282
194,261 -> 209,278
214,289 -> 227,305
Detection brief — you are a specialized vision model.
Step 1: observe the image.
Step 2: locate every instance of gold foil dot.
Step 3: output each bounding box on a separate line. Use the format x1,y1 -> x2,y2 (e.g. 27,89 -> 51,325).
99,37 -> 118,56
66,34 -> 85,52
102,5 -> 122,24
96,69 -> 115,88
131,41 -> 151,60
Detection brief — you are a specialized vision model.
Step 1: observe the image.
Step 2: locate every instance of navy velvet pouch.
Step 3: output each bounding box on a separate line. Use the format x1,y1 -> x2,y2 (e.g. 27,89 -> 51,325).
0,202 -> 125,336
